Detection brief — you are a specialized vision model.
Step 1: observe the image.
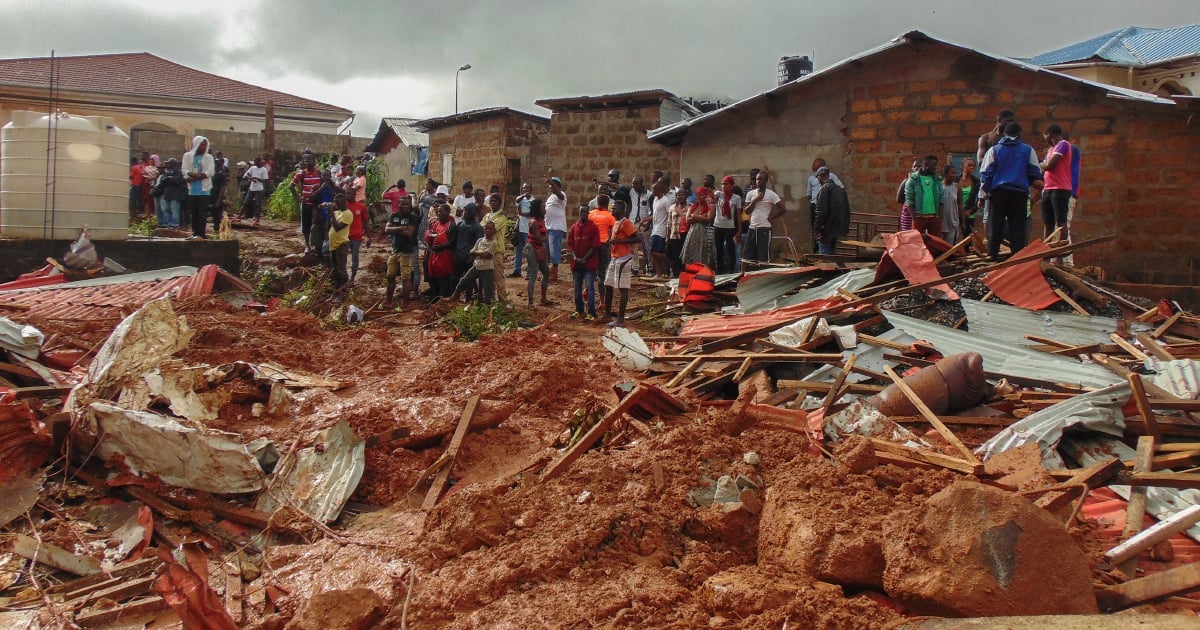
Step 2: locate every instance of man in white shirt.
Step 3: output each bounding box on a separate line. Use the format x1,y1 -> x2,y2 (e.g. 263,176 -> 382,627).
649,178 -> 673,278
742,171 -> 786,268
452,180 -> 474,220
627,176 -> 654,275
544,175 -> 568,281
243,157 -> 269,225
807,158 -> 842,250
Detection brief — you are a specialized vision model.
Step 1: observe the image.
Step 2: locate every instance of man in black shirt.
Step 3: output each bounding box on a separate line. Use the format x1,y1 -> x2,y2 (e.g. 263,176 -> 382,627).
385,195 -> 418,309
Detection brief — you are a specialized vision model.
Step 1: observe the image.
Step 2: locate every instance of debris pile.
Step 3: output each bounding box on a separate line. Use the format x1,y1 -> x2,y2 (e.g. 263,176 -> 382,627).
2,227 -> 1200,627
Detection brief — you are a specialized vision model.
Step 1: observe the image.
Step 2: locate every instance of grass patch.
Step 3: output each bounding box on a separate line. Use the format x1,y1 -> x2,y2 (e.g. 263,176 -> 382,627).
445,302 -> 529,341
130,216 -> 158,236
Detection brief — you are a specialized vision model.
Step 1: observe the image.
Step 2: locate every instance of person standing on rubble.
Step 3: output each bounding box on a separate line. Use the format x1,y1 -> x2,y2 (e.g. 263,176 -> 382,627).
713,176 -> 743,274
681,186 -> 715,269
290,154 -> 322,254
525,199 -> 553,307
182,135 -> 215,239
627,176 -> 654,276
544,175 -> 569,282
959,159 -> 980,236
813,166 -> 850,255
385,194 -> 418,309
650,177 -> 673,279
667,188 -> 689,277
481,193 -> 511,303
603,201 -> 640,328
904,155 -> 943,237
807,158 -> 842,250
741,171 -> 786,269
939,165 -> 961,244
568,204 -> 601,320
980,121 -> 1043,260
977,110 -> 1015,239
454,203 -> 484,297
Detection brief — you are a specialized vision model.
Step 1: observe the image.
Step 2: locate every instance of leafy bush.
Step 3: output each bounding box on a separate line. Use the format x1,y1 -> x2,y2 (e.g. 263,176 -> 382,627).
265,183 -> 299,221
445,302 -> 528,341
364,157 -> 388,205
130,216 -> 158,236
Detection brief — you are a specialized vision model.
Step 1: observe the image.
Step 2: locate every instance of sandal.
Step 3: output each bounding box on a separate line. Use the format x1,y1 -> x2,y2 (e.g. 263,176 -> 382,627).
540,300 -> 555,306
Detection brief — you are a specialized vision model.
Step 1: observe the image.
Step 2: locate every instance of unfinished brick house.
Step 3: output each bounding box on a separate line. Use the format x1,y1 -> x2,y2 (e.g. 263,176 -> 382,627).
649,31 -> 1200,296
415,107 -> 549,200
528,90 -> 698,206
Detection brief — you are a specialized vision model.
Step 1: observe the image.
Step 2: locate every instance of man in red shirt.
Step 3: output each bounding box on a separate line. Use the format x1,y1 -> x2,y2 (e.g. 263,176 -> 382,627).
568,205 -> 601,319
289,154 -> 323,252
129,155 -> 145,220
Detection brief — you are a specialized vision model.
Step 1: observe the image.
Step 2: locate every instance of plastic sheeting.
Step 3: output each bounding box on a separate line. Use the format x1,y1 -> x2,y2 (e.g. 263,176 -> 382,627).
976,382 -> 1130,468
960,298 -> 1145,348
602,327 -> 654,371
883,310 -> 1122,390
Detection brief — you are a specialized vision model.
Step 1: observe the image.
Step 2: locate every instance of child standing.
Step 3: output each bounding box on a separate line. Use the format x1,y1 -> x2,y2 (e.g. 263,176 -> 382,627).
155,158 -> 187,229
451,221 -> 497,304
940,165 -> 961,244
327,193 -> 353,290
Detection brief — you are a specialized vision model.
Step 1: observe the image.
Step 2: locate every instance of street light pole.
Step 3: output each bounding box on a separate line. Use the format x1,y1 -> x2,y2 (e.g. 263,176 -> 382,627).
455,64 -> 472,114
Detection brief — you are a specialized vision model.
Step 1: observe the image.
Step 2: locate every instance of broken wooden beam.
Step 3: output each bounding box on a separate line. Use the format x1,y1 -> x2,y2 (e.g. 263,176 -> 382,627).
542,387 -> 646,481
1108,334 -> 1149,361
1108,504 -> 1200,567
817,355 -> 857,419
1119,436 -> 1155,577
421,394 -> 481,511
123,485 -> 260,554
868,438 -> 983,475
882,365 -> 978,464
1116,471 -> 1200,489
1097,561 -> 1200,612
774,380 -> 885,394
1153,312 -> 1183,339
889,415 -> 1016,427
1127,374 -> 1161,440
13,534 -> 101,576
1035,457 -> 1124,513
1136,332 -> 1176,361
74,596 -> 169,627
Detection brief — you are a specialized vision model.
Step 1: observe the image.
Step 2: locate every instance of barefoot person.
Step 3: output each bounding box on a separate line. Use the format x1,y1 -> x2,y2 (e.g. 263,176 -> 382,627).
385,194 -> 418,309
524,199 -> 552,307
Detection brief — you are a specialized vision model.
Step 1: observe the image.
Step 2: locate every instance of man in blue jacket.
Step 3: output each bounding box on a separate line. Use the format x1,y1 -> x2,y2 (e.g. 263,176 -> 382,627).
979,122 -> 1042,260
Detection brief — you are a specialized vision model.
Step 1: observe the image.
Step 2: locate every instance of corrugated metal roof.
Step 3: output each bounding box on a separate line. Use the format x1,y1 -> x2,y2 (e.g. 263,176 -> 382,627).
413,107 -> 550,132
381,117 -> 428,148
960,298 -> 1149,348
775,267 -> 877,311
1030,24 -> 1200,67
882,310 -> 1122,390
0,265 -> 251,321
648,30 -> 1175,143
535,89 -> 702,117
978,381 -> 1130,467
981,241 -> 1059,310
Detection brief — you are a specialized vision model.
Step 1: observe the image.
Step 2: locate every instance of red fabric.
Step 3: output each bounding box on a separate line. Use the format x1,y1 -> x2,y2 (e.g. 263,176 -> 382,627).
426,218 -> 455,278
678,263 -> 716,306
347,201 -> 366,240
129,164 -> 144,186
982,239 -> 1059,310
880,230 -> 959,300
569,219 -> 601,272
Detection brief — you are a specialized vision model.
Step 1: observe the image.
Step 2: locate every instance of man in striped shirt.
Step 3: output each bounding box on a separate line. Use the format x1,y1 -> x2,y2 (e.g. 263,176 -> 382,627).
290,154 -> 322,252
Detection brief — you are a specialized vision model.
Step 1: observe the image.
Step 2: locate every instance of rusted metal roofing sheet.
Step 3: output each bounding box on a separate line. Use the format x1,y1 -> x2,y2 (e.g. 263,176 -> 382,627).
982,240 -> 1059,309
960,299 -> 1148,348
0,265 -> 251,322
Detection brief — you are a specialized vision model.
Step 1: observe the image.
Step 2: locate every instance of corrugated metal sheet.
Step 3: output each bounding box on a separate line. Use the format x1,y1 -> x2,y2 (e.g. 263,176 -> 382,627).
981,240 -> 1059,310
382,117 -> 428,148
1031,24 -> 1200,67
0,265 -> 250,321
881,231 -> 957,300
977,382 -> 1130,467
680,297 -> 851,338
960,299 -> 1147,348
1144,358 -> 1200,399
776,267 -> 876,310
1062,434 -> 1200,543
883,310 -> 1122,389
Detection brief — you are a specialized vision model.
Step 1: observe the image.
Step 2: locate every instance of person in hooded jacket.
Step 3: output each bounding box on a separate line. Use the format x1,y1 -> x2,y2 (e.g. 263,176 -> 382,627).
182,135 -> 216,238
980,121 -> 1043,260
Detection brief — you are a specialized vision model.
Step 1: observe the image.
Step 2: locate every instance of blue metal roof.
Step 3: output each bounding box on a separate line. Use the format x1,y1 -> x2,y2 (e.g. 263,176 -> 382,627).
1030,24 -> 1200,66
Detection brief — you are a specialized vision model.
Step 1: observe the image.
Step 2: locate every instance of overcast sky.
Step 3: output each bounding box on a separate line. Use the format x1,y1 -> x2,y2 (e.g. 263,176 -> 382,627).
2,0 -> 1196,136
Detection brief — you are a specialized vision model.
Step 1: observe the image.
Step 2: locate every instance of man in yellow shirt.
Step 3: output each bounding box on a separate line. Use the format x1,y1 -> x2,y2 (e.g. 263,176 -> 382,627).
481,193 -> 511,303
327,193 -> 354,290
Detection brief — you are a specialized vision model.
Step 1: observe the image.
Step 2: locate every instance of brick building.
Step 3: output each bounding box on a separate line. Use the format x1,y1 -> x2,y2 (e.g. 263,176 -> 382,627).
415,107 -> 549,200
528,90 -> 698,205
649,31 -> 1200,291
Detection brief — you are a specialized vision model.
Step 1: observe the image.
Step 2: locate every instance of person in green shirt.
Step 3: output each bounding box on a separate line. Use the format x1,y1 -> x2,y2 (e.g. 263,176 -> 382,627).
904,154 -> 943,236
327,193 -> 354,290
481,193 -> 511,303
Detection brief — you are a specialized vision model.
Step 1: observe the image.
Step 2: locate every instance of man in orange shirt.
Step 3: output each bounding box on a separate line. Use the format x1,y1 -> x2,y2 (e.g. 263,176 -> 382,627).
588,195 -> 616,287
603,201 -> 640,328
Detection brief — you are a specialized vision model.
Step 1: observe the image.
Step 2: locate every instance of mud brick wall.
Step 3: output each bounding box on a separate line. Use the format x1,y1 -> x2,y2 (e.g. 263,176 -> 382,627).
673,40 -> 1200,284
526,106 -> 680,207
426,116 -> 547,196
195,129 -> 370,167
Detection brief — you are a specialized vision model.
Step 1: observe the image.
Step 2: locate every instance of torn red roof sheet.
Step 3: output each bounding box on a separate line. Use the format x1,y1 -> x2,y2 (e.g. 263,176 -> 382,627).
878,231 -> 958,300
680,297 -> 857,338
982,240 -> 1060,310
0,265 -> 252,322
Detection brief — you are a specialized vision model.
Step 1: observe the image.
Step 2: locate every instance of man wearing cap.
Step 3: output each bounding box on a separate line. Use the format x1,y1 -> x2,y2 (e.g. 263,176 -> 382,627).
544,174 -> 568,281
807,158 -> 842,249
593,169 -> 630,210
813,167 -> 850,255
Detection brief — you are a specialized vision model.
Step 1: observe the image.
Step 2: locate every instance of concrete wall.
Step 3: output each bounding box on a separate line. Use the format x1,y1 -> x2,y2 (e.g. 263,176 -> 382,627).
671,41 -> 1200,285
528,105 -> 680,207
1137,61 -> 1200,96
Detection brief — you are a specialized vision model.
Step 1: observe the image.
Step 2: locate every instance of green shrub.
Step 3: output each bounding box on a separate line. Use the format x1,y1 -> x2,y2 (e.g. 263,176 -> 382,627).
265,184 -> 299,221
445,302 -> 528,341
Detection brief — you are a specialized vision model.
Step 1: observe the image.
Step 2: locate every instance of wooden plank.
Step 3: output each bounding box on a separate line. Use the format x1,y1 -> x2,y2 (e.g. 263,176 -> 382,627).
1135,306 -> 1162,323
1153,312 -> 1183,338
13,534 -> 101,576
889,415 -> 1016,427
657,352 -> 844,362
882,365 -> 978,463
1119,471 -> 1200,489
1119,436 -> 1155,576
775,380 -> 885,394
931,236 -> 972,266
542,388 -> 645,481
1127,374 -> 1161,440
1159,442 -> 1200,452
799,316 -> 819,345
873,450 -> 937,470
1092,354 -> 1179,400
1109,333 -> 1149,361
421,394 -> 481,510
1024,334 -> 1074,349
868,438 -> 983,475
54,558 -> 160,598
74,596 -> 168,628
818,355 -> 857,418
666,357 -> 704,388
124,486 -> 259,554
1035,457 -> 1124,513
78,575 -> 155,608
732,357 -> 755,383
858,333 -> 908,352
761,388 -> 800,407
1097,561 -> 1200,612
1136,332 -> 1176,361
1108,504 -> 1200,566
1055,288 -> 1089,315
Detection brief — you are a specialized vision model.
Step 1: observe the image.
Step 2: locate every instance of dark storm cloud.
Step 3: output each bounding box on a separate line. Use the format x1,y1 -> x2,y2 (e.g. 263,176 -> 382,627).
1,0 -> 1196,130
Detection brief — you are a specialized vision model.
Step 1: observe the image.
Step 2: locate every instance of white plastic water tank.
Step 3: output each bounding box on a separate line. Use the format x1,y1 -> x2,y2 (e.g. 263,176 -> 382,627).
1,111 -> 129,240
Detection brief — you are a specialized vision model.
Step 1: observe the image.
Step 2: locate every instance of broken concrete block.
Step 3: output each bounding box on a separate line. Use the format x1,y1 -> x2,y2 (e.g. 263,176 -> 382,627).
882,480 -> 1097,617
712,475 -> 742,504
